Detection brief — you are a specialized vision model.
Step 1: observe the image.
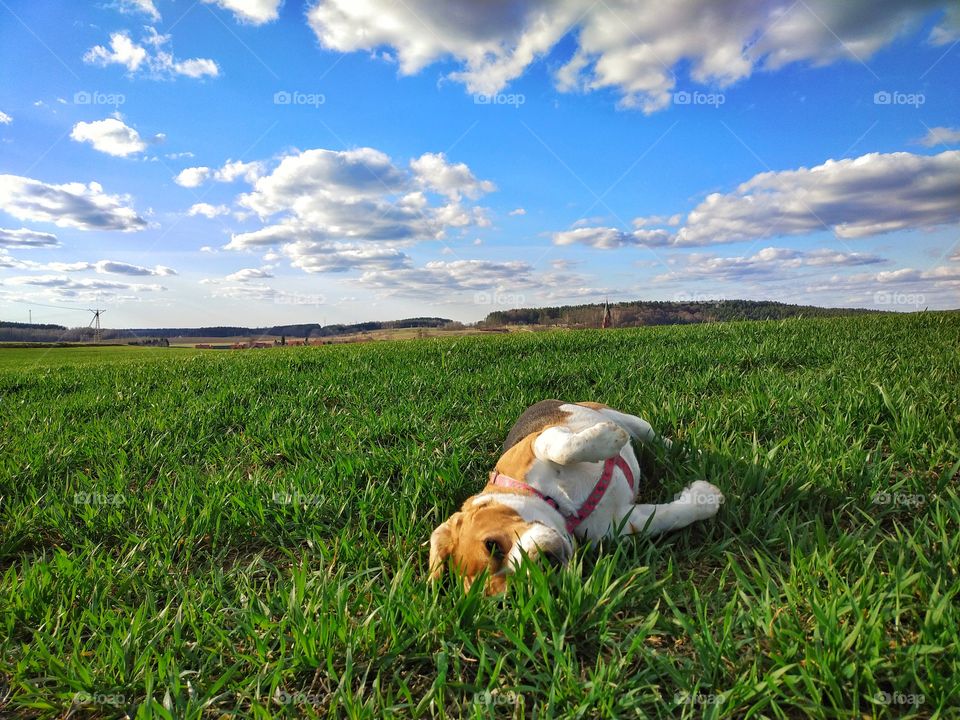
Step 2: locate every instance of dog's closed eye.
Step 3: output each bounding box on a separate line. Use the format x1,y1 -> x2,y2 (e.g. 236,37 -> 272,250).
485,539 -> 505,559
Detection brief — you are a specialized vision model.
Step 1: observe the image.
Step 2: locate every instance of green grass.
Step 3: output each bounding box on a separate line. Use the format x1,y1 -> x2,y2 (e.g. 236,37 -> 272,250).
1,313 -> 958,719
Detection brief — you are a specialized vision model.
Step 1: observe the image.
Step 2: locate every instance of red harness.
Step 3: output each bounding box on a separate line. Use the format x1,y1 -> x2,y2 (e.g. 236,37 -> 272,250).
488,455 -> 635,534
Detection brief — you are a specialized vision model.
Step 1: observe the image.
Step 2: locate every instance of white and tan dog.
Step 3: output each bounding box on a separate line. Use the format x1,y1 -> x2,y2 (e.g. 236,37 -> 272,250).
428,400 -> 724,593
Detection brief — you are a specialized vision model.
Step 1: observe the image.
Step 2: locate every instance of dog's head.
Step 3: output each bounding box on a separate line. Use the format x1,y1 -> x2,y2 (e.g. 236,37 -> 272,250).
428,494 -> 573,594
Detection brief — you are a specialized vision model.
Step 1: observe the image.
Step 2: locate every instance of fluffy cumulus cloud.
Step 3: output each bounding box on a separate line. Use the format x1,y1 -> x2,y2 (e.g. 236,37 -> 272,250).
674,150 -> 960,246
116,0 -> 161,21
175,159 -> 262,188
1,256 -> 176,275
0,111 -> 12,125
222,147 -> 495,278
225,267 -> 274,282
307,0 -> 954,111
70,118 -> 148,157
0,175 -> 146,231
0,227 -> 59,248
5,274 -> 167,293
653,247 -> 887,283
203,0 -> 282,24
187,202 -> 230,218
554,150 -> 960,249
359,259 -> 538,298
84,28 -> 219,79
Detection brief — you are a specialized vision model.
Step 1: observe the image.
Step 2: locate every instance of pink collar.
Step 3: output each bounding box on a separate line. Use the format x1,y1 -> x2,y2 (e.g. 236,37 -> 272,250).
488,455 -> 635,534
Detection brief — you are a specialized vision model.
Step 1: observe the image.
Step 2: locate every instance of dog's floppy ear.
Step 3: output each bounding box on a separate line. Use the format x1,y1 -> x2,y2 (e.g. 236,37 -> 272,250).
428,513 -> 461,581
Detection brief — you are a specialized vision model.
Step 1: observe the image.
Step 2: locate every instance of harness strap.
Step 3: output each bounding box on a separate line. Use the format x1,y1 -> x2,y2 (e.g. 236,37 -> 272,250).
489,455 -> 635,534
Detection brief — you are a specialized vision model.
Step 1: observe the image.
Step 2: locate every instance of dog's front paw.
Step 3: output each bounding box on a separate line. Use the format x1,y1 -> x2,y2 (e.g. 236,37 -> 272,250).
675,480 -> 724,519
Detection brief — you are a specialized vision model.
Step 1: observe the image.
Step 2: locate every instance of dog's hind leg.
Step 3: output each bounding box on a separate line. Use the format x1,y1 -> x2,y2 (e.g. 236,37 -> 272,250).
619,481 -> 724,535
533,422 -> 630,465
592,408 -> 672,449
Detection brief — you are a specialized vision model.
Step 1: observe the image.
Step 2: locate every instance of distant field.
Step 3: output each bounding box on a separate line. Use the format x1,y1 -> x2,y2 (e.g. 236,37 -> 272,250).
1,313 -> 957,718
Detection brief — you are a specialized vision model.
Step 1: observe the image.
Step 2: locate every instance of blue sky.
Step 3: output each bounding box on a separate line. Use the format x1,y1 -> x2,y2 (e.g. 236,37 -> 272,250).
0,0 -> 958,328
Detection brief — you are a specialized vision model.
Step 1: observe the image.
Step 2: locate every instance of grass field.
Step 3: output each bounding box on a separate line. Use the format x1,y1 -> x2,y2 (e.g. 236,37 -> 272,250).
1,313 -> 958,719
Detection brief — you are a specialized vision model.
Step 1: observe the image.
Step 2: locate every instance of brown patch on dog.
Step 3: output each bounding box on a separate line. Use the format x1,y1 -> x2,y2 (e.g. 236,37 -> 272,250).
502,400 -> 570,451
576,401 -> 611,411
429,498 -> 533,594
493,431 -> 540,483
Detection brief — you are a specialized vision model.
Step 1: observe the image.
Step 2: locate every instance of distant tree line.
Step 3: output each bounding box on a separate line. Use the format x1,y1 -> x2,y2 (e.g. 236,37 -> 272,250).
0,317 -> 453,343
482,300 -> 881,328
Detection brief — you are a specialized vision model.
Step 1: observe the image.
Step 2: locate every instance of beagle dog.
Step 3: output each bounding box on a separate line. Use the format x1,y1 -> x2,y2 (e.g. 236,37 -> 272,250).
428,400 -> 724,593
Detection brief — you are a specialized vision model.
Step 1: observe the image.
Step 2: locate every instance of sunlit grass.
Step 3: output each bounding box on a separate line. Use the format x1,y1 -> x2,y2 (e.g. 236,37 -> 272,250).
0,313 -> 957,718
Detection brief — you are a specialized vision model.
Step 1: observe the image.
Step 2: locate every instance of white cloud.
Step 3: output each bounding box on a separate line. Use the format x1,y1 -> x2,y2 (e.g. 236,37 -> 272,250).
84,28 -> 219,79
359,259 -> 538,299
225,147 -> 493,254
509,207 -> 526,216
307,0 -> 952,111
674,150 -> 960,246
553,226 -> 671,249
410,152 -> 496,201
175,159 -> 262,188
915,126 -> 960,147
6,274 -> 166,292
225,267 -> 274,282
188,202 -> 230,218
175,167 -> 211,187
0,111 -> 12,125
283,240 -> 411,273
70,118 -> 147,157
94,260 -> 177,276
115,0 -> 161,21
556,150 -> 960,249
653,246 -> 886,283
929,5 -> 960,45
0,227 -> 59,248
203,0 -> 282,24
0,175 -> 146,231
